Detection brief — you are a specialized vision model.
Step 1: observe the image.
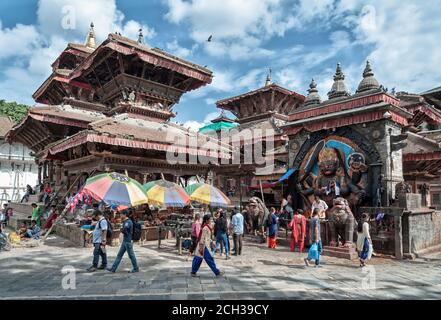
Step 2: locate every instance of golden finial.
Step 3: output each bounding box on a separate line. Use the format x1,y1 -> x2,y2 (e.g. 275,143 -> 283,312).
265,68 -> 272,86
85,22 -> 96,49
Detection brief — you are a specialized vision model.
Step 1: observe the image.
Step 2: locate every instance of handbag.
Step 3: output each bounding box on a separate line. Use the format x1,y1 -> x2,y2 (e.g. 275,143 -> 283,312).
308,242 -> 320,260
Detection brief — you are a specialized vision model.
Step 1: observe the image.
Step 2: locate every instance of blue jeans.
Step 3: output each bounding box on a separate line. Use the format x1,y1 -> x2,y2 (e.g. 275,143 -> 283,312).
110,241 -> 138,271
216,232 -> 229,256
92,243 -> 107,268
192,247 -> 220,275
26,230 -> 40,240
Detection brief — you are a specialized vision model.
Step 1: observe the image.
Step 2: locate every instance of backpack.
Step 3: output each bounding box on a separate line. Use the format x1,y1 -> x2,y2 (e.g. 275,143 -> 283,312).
99,218 -> 112,240
132,220 -> 142,241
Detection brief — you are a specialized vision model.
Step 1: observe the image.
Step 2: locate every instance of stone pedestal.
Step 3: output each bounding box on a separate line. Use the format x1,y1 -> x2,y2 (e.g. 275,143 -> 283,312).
398,193 -> 421,211
322,244 -> 358,260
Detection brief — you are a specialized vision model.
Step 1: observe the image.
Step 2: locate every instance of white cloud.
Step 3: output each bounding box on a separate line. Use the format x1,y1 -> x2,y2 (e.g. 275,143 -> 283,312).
182,111 -> 219,132
36,0 -> 155,43
165,0 -> 294,60
0,22 -> 43,60
121,20 -> 155,41
271,29 -> 356,97
166,39 -> 196,58
205,98 -> 216,105
350,2 -> 441,93
296,0 -> 335,23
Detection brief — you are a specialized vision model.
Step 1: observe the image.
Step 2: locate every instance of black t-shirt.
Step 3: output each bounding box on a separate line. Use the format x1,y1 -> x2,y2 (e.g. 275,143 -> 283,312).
214,217 -> 228,235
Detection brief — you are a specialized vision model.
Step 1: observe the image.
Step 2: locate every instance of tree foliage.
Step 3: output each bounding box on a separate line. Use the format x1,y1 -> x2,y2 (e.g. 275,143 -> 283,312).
0,100 -> 29,123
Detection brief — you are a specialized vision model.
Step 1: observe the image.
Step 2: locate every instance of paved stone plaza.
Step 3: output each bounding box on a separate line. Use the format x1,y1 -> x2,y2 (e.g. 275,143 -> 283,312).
1,236 -> 440,300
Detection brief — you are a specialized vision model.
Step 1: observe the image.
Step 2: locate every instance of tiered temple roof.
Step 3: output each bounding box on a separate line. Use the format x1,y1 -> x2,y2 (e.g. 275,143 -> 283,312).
284,62 -> 415,136
216,83 -> 305,124
7,25 -> 229,183
7,104 -> 105,151
198,111 -> 237,134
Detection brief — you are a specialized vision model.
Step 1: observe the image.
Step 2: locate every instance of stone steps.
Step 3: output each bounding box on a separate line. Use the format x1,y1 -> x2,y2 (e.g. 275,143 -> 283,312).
8,202 -> 34,215
322,245 -> 358,260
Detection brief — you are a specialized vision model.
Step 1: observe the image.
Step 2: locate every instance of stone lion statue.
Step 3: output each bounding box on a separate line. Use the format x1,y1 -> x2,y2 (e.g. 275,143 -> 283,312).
328,197 -> 356,247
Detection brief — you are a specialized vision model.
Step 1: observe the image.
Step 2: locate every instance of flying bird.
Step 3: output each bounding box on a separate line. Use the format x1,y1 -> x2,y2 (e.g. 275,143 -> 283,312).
207,35 -> 212,42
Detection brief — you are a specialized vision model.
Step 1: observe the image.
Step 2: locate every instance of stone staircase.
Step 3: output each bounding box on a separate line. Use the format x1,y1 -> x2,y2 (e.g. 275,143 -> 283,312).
7,201 -> 45,230
322,244 -> 358,260
244,230 -> 292,247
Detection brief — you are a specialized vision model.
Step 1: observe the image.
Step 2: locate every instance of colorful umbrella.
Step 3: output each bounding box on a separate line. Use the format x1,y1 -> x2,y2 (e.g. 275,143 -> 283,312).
83,172 -> 148,207
185,183 -> 231,208
143,179 -> 190,208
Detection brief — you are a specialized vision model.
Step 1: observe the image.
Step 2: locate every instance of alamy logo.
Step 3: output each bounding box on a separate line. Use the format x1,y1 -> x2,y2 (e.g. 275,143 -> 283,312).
61,5 -> 76,30
361,265 -> 376,290
61,265 -> 76,290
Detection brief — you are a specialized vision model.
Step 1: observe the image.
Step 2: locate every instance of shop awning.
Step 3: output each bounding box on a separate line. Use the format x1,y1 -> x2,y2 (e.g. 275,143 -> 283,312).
247,168 -> 297,190
275,168 -> 296,183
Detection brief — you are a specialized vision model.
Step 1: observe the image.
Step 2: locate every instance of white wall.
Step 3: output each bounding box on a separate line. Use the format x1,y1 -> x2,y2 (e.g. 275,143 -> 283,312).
0,140 -> 38,204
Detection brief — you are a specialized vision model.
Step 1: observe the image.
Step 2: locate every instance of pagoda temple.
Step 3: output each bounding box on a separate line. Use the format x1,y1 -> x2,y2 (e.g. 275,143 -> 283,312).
198,111 -> 237,135
214,70 -> 305,204
6,24 -> 231,195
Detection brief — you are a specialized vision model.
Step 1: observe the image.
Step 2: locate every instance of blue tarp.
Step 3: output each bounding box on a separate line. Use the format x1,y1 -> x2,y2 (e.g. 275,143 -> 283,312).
275,168 -> 297,184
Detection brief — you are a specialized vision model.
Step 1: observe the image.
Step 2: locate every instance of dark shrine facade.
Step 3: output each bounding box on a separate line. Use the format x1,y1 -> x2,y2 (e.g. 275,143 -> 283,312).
283,62 -> 441,214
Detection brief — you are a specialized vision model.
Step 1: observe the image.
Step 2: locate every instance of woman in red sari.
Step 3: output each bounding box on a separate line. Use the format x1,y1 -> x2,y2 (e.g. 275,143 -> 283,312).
289,209 -> 307,252
43,206 -> 59,231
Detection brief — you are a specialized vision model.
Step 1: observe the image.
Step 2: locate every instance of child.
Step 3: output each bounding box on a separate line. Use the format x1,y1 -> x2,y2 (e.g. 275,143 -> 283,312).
267,207 -> 278,249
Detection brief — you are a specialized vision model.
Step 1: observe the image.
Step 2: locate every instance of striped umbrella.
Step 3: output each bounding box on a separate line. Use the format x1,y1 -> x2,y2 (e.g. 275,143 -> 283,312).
185,183 -> 231,208
143,179 -> 190,208
83,172 -> 148,207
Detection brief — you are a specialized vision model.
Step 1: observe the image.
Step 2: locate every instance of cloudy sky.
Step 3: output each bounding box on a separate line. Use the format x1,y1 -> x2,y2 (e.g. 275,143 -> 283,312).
0,0 -> 440,130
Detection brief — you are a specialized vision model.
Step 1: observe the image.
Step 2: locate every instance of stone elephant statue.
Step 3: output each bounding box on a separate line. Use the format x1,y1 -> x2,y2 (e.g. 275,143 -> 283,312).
247,197 -> 269,236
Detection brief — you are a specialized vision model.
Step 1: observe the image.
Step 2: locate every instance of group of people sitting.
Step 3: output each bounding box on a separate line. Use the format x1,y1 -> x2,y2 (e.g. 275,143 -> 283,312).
14,204 -> 61,241
18,220 -> 41,240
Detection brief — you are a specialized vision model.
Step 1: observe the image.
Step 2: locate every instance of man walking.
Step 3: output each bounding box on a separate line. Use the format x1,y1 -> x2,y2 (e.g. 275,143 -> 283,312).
107,211 -> 139,273
304,209 -> 322,267
87,210 -> 108,272
231,208 -> 244,255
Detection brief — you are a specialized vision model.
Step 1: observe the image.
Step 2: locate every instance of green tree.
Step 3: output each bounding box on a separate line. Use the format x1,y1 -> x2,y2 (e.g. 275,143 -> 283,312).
0,100 -> 29,123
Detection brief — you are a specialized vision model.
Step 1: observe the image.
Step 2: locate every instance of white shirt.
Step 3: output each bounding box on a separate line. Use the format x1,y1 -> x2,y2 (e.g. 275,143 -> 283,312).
311,200 -> 328,212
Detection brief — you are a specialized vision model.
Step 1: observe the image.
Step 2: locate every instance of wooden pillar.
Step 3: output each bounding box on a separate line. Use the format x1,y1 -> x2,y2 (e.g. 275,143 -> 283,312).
394,214 -> 403,259
43,161 -> 47,180
38,165 -> 42,185
55,161 -> 63,186
49,160 -> 54,184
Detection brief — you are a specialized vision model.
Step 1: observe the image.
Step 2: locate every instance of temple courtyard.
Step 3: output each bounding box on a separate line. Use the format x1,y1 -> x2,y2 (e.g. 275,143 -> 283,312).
1,236 -> 440,300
